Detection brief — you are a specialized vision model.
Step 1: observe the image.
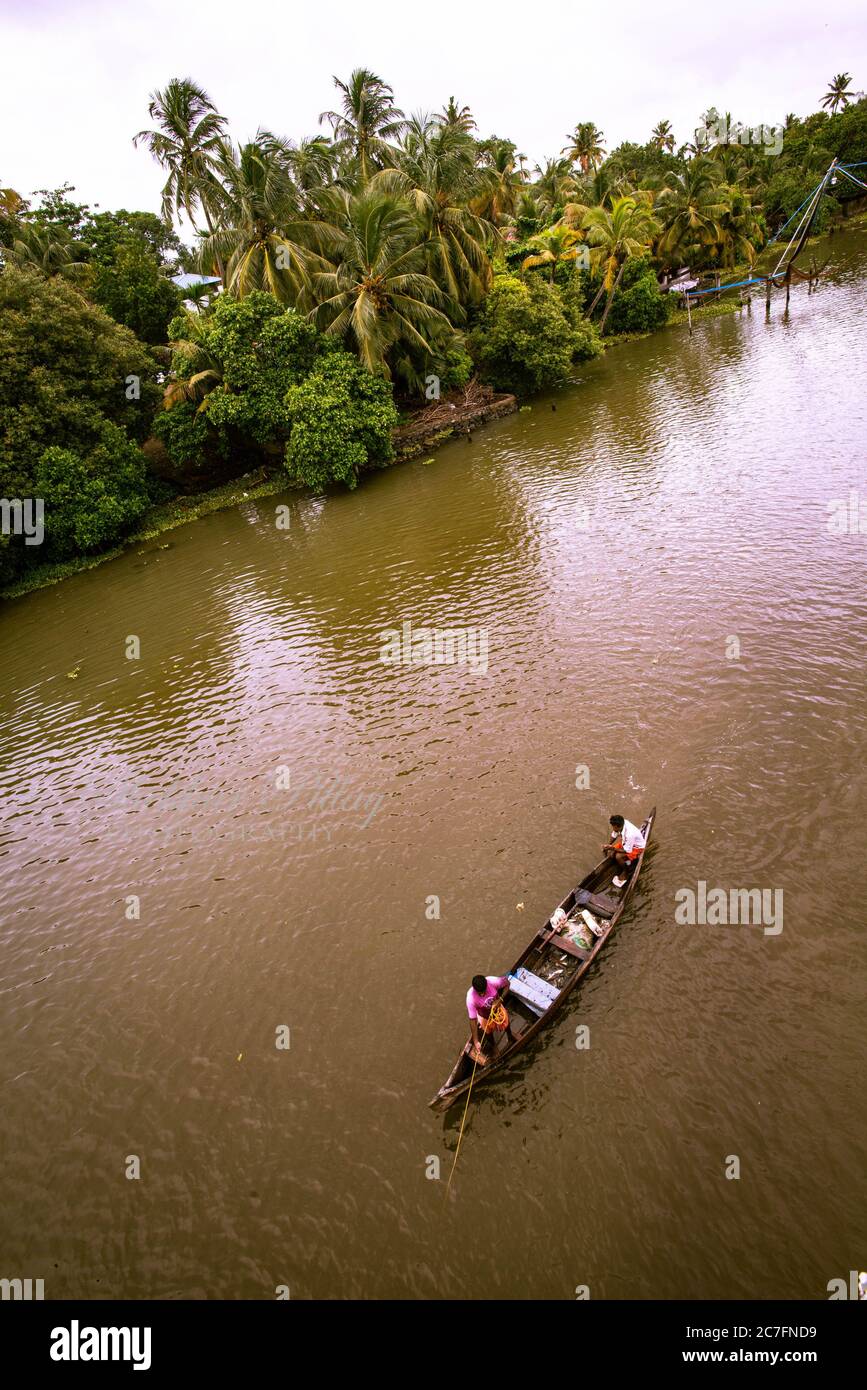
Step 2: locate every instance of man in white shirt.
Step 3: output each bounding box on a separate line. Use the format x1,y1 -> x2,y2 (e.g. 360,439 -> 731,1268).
603,813 -> 646,887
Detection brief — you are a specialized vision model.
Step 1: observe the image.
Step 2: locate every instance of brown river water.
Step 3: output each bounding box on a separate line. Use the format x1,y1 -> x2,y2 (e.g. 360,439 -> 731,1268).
1,231 -> 866,1301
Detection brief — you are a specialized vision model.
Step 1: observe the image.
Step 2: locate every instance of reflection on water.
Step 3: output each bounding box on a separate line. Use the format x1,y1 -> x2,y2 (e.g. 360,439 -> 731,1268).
1,232 -> 866,1299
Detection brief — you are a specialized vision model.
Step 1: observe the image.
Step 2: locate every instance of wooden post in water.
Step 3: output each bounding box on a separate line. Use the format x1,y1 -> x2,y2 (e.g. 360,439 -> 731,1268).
686,293 -> 693,336
765,275 -> 772,316
785,265 -> 791,309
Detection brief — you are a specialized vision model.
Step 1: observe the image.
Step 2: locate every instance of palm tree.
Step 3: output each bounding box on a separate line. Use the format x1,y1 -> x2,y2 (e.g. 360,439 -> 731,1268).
560,161 -> 630,231
651,120 -> 675,153
133,78 -> 227,233
581,195 -> 659,332
319,69 -> 406,182
0,186 -> 27,220
736,143 -> 774,201
706,141 -> 746,185
532,157 -> 578,216
377,122 -> 493,305
438,98 -> 476,134
515,191 -> 542,239
712,186 -> 763,268
0,185 -> 27,250
198,134 -> 318,306
471,142 -> 524,225
8,223 -> 88,278
163,307 -> 223,409
655,161 -> 727,264
182,280 -> 217,312
521,224 -> 584,280
287,136 -> 337,197
562,122 -> 605,174
308,186 -> 453,377
822,74 -> 853,114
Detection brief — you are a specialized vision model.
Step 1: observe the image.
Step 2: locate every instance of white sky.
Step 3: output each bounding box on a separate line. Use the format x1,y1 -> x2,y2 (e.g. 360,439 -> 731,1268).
1,0 -> 865,224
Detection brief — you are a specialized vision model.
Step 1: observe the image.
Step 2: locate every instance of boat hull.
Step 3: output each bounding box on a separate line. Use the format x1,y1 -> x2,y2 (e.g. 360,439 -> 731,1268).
429,808 -> 656,1112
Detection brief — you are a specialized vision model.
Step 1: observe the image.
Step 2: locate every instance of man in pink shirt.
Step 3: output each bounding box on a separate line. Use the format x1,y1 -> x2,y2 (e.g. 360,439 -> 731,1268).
466,974 -> 514,1064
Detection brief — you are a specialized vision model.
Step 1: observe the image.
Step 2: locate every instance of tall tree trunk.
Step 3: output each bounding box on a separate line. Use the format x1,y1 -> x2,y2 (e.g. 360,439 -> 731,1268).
200,200 -> 225,286
586,274 -> 608,319
599,260 -> 627,334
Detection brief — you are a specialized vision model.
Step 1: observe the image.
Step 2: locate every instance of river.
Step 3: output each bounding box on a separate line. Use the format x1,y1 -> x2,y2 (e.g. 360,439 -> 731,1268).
1,229 -> 866,1300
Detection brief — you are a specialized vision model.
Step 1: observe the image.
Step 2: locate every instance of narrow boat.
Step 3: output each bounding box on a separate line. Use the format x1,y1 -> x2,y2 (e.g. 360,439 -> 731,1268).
429,808 -> 656,1112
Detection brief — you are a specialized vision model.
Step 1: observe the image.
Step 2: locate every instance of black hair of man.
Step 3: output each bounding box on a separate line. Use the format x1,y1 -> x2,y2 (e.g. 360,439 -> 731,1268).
471,975 -> 488,995
609,814 -> 625,829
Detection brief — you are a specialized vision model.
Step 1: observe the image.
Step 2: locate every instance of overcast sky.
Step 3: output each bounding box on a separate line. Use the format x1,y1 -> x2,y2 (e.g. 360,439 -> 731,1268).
2,0 -> 865,225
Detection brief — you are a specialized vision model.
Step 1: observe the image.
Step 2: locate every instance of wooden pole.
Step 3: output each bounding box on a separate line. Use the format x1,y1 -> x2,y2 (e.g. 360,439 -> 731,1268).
686,293 -> 693,336
785,265 -> 791,308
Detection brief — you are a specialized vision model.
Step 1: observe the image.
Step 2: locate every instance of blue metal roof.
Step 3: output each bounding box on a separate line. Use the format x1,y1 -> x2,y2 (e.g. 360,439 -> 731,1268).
171,272 -> 222,289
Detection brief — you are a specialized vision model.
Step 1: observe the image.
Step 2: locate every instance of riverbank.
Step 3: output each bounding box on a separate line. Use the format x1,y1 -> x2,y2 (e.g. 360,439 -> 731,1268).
1,390 -> 520,601
4,216 -> 864,603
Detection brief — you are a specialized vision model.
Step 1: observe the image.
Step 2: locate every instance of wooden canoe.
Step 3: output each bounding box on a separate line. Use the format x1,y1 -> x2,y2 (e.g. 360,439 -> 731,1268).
429,808 -> 656,1112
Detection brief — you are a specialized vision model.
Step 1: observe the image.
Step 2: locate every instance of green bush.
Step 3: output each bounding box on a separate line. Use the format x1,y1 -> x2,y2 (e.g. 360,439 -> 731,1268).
0,265 -> 159,583
574,316 -> 604,358
285,351 -> 398,490
604,269 -> 670,334
151,401 -> 211,470
88,237 -> 181,344
565,258 -> 669,336
468,273 -> 582,395
34,425 -> 150,558
433,333 -> 474,393
199,292 -> 321,444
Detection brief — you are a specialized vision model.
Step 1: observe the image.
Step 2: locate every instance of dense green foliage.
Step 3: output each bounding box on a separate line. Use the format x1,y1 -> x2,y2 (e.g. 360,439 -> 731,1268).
2,190 -> 188,342
158,291 -> 398,488
2,70 -> 865,589
469,273 -> 602,394
34,430 -> 150,556
0,266 -> 158,582
574,258 -> 670,334
151,401 -> 212,470
88,236 -> 182,343
285,351 -> 398,489
196,294 -> 321,441
605,267 -> 670,334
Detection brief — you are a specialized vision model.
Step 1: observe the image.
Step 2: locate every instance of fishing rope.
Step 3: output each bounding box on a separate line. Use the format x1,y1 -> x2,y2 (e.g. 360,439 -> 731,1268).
767,180 -> 825,244
837,166 -> 867,193
771,162 -> 835,277
686,161 -> 839,302
686,275 -> 766,298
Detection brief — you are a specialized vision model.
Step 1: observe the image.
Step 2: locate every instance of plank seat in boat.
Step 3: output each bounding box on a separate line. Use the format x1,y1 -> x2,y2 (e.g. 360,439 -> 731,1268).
547,934 -> 590,960
573,888 -> 619,918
